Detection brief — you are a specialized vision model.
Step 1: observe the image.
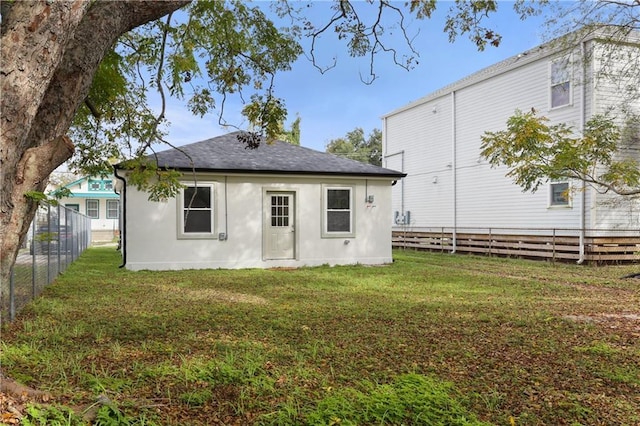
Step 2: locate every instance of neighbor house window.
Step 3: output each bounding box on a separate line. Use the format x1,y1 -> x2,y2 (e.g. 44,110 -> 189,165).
88,179 -> 102,191
550,56 -> 571,108
86,199 -> 99,218
178,184 -> 216,238
88,179 -> 114,191
550,182 -> 570,207
323,185 -> 354,237
106,200 -> 119,219
65,204 -> 80,212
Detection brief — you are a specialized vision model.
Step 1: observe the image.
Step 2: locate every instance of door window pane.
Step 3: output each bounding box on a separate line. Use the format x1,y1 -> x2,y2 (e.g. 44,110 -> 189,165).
271,195 -> 289,227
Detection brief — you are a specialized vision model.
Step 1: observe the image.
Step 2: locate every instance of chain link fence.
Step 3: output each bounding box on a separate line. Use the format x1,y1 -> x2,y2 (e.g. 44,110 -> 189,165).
2,204 -> 91,323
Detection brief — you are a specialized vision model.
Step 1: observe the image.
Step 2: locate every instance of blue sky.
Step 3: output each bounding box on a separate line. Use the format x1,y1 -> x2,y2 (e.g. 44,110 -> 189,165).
161,2 -> 550,152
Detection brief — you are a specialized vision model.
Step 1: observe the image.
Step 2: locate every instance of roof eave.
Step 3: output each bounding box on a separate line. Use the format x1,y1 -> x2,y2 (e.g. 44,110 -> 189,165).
116,165 -> 405,179
172,167 -> 406,179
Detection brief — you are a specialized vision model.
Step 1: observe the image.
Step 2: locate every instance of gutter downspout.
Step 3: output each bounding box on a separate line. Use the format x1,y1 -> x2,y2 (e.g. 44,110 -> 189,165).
577,41 -> 588,264
451,91 -> 457,253
384,150 -> 405,218
113,167 -> 127,268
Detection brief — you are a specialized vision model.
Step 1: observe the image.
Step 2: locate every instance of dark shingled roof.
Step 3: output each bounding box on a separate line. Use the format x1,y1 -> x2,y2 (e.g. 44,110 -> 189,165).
134,132 -> 405,178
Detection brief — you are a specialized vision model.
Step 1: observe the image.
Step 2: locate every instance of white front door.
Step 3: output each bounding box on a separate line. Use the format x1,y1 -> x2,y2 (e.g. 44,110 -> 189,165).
265,192 -> 295,259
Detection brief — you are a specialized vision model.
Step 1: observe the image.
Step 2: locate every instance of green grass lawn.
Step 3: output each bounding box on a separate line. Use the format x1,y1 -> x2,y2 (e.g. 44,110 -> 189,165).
2,247 -> 639,425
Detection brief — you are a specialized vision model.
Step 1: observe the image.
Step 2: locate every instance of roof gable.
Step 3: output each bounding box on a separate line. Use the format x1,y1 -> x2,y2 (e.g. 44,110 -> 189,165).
130,132 -> 405,178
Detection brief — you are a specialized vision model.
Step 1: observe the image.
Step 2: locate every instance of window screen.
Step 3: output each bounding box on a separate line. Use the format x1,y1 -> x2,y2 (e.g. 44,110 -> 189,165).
551,57 -> 570,108
106,200 -> 119,219
86,200 -> 99,218
183,186 -> 212,233
326,188 -> 351,233
550,182 -> 569,206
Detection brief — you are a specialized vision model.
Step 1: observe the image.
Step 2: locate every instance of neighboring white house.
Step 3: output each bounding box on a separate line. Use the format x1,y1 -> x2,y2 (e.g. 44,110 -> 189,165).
52,175 -> 120,243
114,132 -> 405,270
383,29 -> 639,253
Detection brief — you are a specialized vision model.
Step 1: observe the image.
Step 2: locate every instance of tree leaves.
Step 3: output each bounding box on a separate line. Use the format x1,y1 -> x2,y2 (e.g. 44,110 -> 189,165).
64,0 -> 559,197
326,127 -> 382,166
242,95 -> 288,143
121,158 -> 185,202
480,109 -> 640,196
68,0 -> 303,181
443,0 -> 502,50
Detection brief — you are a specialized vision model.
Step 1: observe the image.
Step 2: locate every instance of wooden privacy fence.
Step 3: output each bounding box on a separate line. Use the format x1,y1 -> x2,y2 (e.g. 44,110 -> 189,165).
392,228 -> 640,263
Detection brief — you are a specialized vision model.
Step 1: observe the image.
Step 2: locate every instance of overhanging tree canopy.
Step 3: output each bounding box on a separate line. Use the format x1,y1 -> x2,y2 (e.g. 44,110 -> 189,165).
2,0 -> 541,292
5,0 -> 640,303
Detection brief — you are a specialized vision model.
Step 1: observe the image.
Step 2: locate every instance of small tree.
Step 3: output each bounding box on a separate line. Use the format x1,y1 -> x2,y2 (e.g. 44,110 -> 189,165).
480,109 -> 640,196
278,115 -> 302,146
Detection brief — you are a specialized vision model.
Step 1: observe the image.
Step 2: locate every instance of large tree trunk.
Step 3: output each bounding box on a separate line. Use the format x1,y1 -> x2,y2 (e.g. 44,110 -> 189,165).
0,0 -> 190,321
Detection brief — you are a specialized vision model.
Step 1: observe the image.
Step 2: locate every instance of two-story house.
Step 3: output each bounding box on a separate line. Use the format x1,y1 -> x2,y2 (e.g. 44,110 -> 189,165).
383,29 -> 640,262
53,175 -> 120,243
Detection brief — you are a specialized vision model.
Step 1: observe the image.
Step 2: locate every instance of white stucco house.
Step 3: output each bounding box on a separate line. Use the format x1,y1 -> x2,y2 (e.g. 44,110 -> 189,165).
114,132 -> 405,270
383,29 -> 640,262
51,175 -> 120,243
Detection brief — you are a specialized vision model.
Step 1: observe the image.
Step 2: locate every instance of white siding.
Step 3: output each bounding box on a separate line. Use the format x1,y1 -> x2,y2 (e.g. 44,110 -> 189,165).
592,41 -> 640,116
384,43 -> 600,231
122,174 -> 395,270
384,94 -> 455,229
590,41 -> 640,229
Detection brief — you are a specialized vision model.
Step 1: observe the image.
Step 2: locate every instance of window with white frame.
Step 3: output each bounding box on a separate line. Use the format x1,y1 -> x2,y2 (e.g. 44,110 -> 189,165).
550,182 -> 570,207
178,184 -> 216,238
550,56 -> 571,108
106,200 -> 119,219
323,186 -> 354,237
86,199 -> 99,218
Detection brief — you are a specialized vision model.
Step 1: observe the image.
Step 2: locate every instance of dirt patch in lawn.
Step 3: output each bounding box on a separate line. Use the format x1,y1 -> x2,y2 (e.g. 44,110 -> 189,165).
564,313 -> 640,335
184,288 -> 268,305
161,286 -> 269,305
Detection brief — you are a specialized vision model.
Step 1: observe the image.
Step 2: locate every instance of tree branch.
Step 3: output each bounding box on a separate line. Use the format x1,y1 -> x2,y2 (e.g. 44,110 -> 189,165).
305,0 -> 421,81
135,12 -> 174,158
25,1 -> 189,152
